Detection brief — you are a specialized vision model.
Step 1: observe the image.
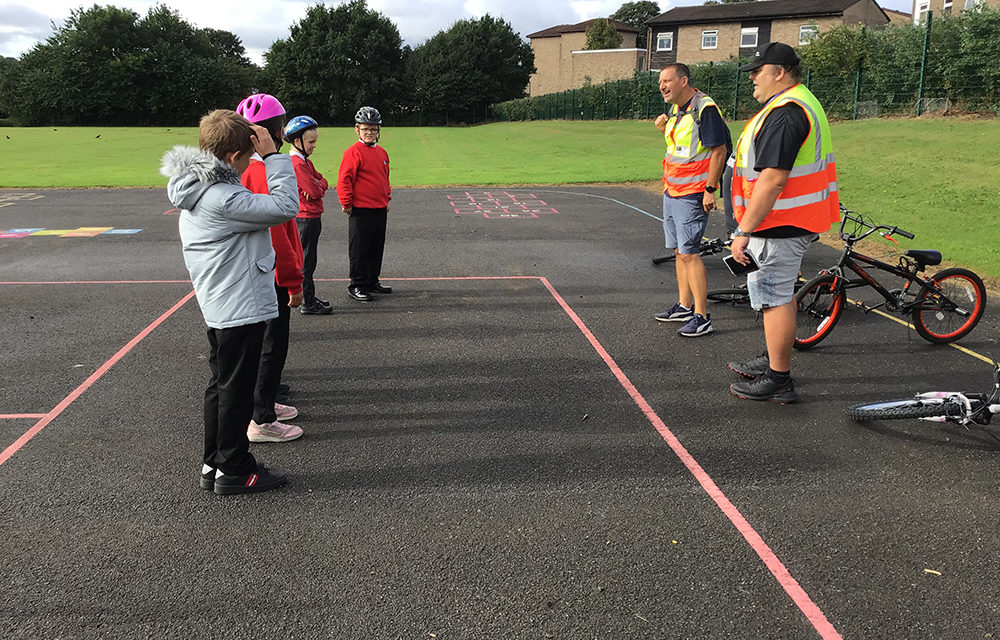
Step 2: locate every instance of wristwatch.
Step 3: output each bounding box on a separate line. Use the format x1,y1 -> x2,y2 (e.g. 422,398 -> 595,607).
734,228 -> 751,238
705,185 -> 717,194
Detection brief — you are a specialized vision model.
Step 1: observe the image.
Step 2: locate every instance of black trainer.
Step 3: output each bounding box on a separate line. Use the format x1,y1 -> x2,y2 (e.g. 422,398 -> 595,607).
313,296 -> 331,307
730,374 -> 798,404
214,463 -> 287,495
369,283 -> 392,294
728,351 -> 769,379
348,286 -> 373,302
300,301 -> 333,315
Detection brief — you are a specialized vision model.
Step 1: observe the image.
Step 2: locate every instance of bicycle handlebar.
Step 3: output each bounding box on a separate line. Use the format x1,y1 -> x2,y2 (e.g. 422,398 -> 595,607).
839,208 -> 914,243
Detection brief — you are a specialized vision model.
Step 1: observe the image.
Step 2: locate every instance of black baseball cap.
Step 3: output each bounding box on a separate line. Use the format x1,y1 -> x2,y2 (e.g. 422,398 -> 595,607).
738,42 -> 800,71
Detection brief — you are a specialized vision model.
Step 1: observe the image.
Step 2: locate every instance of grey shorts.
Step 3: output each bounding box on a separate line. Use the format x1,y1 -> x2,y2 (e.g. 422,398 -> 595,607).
662,194 -> 708,255
746,234 -> 818,311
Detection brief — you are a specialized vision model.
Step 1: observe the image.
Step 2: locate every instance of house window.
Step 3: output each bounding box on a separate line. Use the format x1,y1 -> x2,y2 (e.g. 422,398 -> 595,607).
964,0 -> 979,7
914,1 -> 929,23
701,30 -> 718,49
799,24 -> 819,45
656,32 -> 674,51
740,27 -> 758,48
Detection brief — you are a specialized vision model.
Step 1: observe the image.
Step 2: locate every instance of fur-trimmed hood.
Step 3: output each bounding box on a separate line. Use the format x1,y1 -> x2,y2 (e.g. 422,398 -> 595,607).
160,145 -> 241,211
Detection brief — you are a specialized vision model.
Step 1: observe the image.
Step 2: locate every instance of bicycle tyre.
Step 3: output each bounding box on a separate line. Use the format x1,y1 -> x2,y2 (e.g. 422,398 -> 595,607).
846,398 -> 969,421
911,268 -> 987,344
793,274 -> 846,350
707,287 -> 750,305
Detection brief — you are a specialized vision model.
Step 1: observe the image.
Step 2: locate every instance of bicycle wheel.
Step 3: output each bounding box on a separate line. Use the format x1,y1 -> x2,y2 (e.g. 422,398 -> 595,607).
846,398 -> 969,421
911,268 -> 987,344
707,286 -> 750,306
794,274 -> 846,350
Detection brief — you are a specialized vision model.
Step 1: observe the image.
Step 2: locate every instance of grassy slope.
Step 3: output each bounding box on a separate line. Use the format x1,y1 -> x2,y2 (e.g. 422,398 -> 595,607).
1,119 -> 998,278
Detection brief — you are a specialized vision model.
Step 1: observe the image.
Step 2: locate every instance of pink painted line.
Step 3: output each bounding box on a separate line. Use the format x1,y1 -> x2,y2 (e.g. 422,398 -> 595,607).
0,290 -> 197,467
0,414 -> 46,419
538,276 -> 843,640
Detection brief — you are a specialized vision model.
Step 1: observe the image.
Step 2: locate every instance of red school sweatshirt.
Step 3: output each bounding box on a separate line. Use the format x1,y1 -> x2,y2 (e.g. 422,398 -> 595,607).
241,158 -> 305,295
337,141 -> 391,209
291,151 -> 328,219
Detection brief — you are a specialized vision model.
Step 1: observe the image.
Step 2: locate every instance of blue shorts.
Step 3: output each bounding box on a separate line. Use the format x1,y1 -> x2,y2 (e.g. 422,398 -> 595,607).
746,235 -> 818,310
663,194 -> 708,255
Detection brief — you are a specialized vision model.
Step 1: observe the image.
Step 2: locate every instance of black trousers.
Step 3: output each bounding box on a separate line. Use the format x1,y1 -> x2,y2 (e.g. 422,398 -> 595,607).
296,217 -> 322,304
253,285 -> 290,424
348,208 -> 387,289
204,322 -> 265,475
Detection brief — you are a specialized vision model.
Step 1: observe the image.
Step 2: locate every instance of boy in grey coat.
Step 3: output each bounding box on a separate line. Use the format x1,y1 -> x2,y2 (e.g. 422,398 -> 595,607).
160,109 -> 298,495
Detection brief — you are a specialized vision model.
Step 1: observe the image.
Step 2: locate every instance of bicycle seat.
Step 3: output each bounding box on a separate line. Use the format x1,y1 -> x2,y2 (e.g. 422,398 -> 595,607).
905,250 -> 942,267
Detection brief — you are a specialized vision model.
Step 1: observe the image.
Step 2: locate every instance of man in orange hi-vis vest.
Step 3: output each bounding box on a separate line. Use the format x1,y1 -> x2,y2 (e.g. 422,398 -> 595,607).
727,43 -> 840,404
653,63 -> 730,338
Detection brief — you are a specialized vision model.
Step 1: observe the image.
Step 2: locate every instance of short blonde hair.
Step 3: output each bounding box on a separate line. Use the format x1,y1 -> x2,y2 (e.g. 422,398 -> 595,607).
198,109 -> 253,161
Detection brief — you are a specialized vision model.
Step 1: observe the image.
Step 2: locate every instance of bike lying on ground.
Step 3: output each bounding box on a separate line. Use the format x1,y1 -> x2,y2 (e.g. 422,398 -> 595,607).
651,236 -> 730,265
794,206 -> 987,350
846,359 -> 1000,439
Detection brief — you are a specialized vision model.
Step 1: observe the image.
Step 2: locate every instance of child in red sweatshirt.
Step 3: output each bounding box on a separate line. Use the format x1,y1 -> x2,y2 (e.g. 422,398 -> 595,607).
284,115 -> 332,316
338,106 -> 392,303
235,93 -> 305,443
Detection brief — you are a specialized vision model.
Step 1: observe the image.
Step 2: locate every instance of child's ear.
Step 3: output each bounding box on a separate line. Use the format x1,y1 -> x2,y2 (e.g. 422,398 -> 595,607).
225,150 -> 241,166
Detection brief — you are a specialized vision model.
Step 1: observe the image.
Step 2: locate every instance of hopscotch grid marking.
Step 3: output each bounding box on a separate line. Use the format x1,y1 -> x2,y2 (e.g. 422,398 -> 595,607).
0,274 -> 842,639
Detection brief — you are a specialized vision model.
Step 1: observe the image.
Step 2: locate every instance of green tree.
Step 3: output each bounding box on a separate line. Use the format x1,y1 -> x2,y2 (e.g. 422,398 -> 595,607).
408,15 -> 534,123
2,4 -> 254,125
610,1 -> 661,49
259,0 -> 403,124
585,18 -> 624,50
0,57 -> 17,118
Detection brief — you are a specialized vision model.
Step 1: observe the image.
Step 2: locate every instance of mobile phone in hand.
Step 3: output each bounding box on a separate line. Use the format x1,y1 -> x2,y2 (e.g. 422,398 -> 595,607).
722,250 -> 760,276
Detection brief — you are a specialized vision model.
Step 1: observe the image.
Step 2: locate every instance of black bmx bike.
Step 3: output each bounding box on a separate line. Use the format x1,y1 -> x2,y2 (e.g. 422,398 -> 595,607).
794,206 -> 987,350
651,236 -> 730,265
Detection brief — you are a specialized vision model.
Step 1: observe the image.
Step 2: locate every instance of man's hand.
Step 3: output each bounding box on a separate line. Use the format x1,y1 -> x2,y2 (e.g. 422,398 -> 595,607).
702,190 -> 717,213
289,292 -> 303,308
730,234 -> 751,265
249,124 -> 276,156
654,113 -> 668,134
342,206 -> 352,216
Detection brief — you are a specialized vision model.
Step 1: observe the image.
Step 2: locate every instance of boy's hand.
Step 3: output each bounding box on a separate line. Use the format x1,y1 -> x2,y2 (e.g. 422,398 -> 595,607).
250,124 -> 277,156
342,206 -> 352,216
289,292 -> 303,308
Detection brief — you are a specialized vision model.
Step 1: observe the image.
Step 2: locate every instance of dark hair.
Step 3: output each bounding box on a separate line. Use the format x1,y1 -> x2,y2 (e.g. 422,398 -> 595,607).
781,64 -> 803,83
198,110 -> 253,161
662,62 -> 691,81
256,114 -> 285,150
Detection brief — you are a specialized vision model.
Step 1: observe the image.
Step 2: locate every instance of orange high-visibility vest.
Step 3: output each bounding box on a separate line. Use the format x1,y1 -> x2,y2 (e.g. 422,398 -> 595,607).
732,84 -> 839,233
662,91 -> 721,197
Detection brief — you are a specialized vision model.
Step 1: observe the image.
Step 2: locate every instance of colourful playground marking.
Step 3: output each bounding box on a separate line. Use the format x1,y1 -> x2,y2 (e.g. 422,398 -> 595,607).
448,191 -> 559,219
0,227 -> 143,237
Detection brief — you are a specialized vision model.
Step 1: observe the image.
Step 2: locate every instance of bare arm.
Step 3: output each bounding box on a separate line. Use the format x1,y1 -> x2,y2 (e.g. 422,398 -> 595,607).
702,144 -> 728,212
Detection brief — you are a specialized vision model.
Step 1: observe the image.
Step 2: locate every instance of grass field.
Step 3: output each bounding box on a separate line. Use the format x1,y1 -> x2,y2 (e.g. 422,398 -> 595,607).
2,119 -> 998,279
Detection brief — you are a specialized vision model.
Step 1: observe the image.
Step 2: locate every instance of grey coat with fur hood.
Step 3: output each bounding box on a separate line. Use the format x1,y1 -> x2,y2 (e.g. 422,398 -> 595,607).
160,146 -> 298,329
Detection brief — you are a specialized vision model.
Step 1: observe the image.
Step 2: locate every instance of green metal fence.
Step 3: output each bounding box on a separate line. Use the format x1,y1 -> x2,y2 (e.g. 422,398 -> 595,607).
492,11 -> 1000,122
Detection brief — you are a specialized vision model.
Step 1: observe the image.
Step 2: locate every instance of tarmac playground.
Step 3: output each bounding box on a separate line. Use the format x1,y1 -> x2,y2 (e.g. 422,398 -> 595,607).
1,186 -> 998,639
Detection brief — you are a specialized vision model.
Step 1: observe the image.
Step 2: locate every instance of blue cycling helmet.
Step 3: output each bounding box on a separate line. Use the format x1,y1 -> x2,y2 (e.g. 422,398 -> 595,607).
283,115 -> 318,142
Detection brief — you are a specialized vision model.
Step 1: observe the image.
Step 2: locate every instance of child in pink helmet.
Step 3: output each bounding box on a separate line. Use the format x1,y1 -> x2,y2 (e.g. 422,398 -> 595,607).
235,93 -> 306,444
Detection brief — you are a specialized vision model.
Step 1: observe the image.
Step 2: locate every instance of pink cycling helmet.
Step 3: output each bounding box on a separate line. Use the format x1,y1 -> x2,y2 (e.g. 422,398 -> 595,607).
236,93 -> 285,123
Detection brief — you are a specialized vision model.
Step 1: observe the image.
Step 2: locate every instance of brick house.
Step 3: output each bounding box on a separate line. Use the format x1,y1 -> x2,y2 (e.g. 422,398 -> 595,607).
645,0 -> 891,69
526,19 -> 644,96
912,0 -> 999,23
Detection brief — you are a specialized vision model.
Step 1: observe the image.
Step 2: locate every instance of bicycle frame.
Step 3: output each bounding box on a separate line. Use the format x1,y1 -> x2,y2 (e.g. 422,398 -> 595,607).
822,250 -> 928,313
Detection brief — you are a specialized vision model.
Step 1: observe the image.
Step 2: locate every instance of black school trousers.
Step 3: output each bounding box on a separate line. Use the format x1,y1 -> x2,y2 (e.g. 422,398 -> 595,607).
253,284 -> 290,424
204,321 -> 265,475
348,207 -> 387,289
297,217 -> 322,304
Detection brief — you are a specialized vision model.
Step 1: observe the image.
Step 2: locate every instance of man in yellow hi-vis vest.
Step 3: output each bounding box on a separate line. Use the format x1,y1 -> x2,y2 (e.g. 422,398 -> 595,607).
653,63 -> 730,338
727,43 -> 840,403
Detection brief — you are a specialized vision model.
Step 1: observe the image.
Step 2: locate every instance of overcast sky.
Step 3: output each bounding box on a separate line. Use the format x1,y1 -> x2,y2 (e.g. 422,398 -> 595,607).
1,0 -> 914,65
